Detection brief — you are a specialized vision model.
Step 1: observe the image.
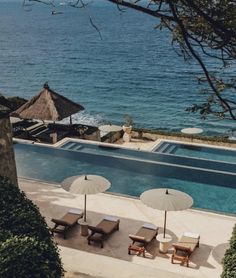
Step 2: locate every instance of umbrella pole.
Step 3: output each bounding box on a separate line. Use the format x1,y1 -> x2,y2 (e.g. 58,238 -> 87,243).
164,210 -> 167,238
70,116 -> 72,125
84,194 -> 87,222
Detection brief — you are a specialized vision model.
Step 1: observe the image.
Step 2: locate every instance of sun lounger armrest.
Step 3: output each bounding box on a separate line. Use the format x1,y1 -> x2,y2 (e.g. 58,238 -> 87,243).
129,234 -> 146,243
88,225 -> 105,234
51,218 -> 69,227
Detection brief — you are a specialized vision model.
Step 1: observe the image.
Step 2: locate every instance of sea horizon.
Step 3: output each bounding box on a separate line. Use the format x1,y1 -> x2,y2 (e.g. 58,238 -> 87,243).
0,1 -> 235,136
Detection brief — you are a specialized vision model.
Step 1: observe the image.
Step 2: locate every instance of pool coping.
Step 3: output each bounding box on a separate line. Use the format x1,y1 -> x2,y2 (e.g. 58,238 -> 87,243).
14,136 -> 236,152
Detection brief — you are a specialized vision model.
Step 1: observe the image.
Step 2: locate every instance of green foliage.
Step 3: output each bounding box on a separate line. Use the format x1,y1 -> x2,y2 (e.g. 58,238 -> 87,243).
0,236 -> 63,278
0,176 -> 50,241
0,94 -> 27,111
0,94 -> 27,118
221,224 -> 236,278
0,176 -> 64,277
7,96 -> 27,110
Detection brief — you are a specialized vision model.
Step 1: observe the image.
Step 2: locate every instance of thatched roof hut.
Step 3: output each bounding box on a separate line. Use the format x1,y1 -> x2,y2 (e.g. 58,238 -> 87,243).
12,83 -> 84,122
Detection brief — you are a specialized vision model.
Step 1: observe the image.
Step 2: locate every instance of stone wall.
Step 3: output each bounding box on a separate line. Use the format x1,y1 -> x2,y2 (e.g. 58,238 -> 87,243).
0,116 -> 18,186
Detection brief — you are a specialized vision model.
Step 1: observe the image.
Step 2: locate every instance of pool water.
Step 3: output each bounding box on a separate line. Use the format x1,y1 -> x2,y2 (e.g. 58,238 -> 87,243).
154,141 -> 236,164
14,142 -> 236,215
60,141 -> 236,174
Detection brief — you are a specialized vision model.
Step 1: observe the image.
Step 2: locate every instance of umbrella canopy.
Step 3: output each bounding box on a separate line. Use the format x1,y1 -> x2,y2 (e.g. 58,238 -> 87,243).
140,188 -> 193,238
181,127 -> 203,135
62,174 -> 111,221
12,83 -> 84,122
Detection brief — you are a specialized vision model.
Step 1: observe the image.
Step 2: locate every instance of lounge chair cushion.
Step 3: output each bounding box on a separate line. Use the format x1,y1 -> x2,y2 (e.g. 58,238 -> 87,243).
51,209 -> 83,239
96,219 -> 119,234
59,212 -> 82,226
134,226 -> 158,243
177,235 -> 200,252
51,219 -> 70,226
171,232 -> 200,266
87,226 -> 105,234
128,234 -> 146,243
128,224 -> 158,257
87,217 -> 120,248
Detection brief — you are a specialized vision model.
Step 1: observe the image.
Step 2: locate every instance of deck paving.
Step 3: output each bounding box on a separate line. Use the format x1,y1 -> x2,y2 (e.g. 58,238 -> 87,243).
19,178 -> 235,278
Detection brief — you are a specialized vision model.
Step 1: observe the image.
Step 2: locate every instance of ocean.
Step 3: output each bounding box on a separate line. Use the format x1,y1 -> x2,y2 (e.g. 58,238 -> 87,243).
0,0 -> 235,135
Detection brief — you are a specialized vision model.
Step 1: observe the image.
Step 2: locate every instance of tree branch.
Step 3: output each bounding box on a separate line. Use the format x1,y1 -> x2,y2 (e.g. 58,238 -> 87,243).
107,0 -> 175,21
168,0 -> 235,119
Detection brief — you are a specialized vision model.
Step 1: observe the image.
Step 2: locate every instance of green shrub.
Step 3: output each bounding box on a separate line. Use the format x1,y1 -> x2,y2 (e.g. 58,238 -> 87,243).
221,224 -> 236,278
0,236 -> 63,278
0,229 -> 13,243
0,176 -> 64,277
0,177 -> 50,241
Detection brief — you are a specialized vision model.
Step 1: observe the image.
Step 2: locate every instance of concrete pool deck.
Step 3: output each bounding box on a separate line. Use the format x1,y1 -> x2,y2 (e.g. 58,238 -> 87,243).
19,178 -> 236,278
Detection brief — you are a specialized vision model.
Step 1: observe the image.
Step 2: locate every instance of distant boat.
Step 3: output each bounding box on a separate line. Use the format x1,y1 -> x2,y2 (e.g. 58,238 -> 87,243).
51,11 -> 63,15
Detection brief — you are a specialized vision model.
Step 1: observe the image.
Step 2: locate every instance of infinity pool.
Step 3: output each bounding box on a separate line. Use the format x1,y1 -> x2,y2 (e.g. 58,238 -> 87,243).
14,141 -> 236,215
154,141 -> 236,163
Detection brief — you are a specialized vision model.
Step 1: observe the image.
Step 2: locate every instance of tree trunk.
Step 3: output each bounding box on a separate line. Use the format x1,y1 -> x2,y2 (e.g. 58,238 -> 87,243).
0,116 -> 18,186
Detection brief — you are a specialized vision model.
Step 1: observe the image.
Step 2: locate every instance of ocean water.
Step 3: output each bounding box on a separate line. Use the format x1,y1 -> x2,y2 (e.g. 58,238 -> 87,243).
0,1 -> 235,135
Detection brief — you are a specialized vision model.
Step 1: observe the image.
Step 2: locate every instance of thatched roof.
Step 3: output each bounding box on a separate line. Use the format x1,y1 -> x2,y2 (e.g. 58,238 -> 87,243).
12,83 -> 84,121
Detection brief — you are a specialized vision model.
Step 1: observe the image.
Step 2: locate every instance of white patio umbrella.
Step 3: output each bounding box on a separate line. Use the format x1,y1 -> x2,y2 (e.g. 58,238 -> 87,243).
140,188 -> 193,238
62,174 -> 111,222
181,127 -> 203,135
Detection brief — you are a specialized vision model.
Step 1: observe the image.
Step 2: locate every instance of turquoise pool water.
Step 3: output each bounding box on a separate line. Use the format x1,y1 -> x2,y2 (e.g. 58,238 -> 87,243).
14,142 -> 236,215
154,141 -> 236,163
59,141 -> 236,177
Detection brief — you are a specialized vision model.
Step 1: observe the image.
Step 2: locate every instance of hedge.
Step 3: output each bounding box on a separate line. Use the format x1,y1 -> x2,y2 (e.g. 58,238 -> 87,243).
0,176 -> 64,277
221,224 -> 236,278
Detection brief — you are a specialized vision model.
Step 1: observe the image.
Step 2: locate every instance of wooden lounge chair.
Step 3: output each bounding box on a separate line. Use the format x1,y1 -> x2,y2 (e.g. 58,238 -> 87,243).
51,209 -> 83,239
128,223 -> 158,257
171,232 -> 200,267
87,216 -> 120,248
